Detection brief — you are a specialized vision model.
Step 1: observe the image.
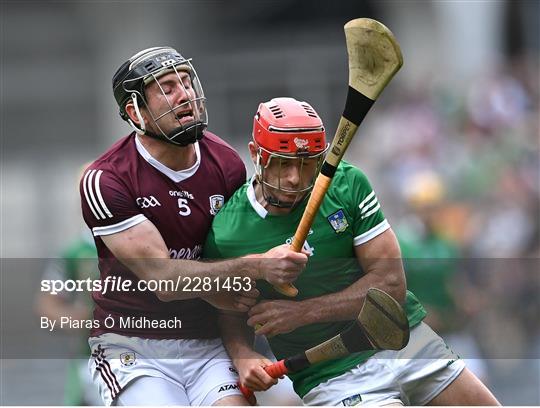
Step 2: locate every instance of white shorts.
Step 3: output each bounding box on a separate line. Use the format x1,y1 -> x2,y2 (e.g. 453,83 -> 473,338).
303,322 -> 466,406
88,333 -> 242,406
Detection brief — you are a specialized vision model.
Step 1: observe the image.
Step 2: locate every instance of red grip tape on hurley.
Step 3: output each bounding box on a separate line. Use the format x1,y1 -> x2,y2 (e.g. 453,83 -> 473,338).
238,360 -> 289,405
239,383 -> 257,405
264,360 -> 288,378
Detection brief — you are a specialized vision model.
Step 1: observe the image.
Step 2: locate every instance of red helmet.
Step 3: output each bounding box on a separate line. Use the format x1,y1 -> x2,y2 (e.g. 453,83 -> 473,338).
252,97 -> 329,208
253,97 -> 327,165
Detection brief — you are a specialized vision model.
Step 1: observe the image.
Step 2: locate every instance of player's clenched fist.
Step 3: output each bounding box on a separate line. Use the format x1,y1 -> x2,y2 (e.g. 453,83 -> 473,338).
260,244 -> 308,286
245,244 -> 308,286
234,351 -> 278,392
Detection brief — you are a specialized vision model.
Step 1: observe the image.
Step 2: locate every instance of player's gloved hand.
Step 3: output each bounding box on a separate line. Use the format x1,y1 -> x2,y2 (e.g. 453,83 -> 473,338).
203,287 -> 259,312
247,299 -> 308,337
234,351 -> 279,392
256,244 -> 308,286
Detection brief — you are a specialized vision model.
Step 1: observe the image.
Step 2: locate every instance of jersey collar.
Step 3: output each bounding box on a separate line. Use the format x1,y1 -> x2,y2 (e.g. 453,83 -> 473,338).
246,176 -> 268,219
135,135 -> 201,183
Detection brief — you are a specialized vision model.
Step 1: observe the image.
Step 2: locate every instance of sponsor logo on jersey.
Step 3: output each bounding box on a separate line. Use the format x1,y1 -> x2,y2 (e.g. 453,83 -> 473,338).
218,384 -> 239,393
169,245 -> 202,260
169,190 -> 194,199
286,231 -> 314,256
228,366 -> 238,374
136,196 -> 161,208
341,394 -> 362,406
293,137 -> 309,149
327,209 -> 349,233
120,352 -> 136,366
209,194 -> 225,215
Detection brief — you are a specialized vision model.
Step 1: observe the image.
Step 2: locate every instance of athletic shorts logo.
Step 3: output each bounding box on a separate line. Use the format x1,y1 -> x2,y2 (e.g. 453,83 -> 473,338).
209,194 -> 225,215
120,352 -> 136,366
136,196 -> 161,208
341,394 -> 362,406
327,209 -> 349,233
446,358 -> 457,367
218,383 -> 239,392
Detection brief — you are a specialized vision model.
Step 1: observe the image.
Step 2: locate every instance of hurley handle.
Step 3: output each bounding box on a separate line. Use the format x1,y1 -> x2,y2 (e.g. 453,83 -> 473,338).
273,174 -> 333,297
239,360 -> 289,404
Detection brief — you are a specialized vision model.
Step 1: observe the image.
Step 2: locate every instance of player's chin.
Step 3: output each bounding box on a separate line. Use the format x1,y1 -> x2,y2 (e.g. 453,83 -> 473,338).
271,191 -> 297,202
278,198 -> 297,206
277,192 -> 308,206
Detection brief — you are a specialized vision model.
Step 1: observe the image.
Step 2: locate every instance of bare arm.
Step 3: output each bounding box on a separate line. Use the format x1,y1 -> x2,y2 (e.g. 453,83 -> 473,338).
35,294 -> 89,331
219,311 -> 277,391
101,220 -> 307,302
303,227 -> 406,320
248,228 -> 406,336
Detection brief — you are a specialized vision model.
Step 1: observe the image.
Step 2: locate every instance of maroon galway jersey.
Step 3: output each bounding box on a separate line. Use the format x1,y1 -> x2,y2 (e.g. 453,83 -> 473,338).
80,131 -> 246,339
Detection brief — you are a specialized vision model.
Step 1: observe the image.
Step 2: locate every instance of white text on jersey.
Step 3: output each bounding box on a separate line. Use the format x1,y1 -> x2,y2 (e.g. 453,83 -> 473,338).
169,190 -> 194,199
169,245 -> 202,260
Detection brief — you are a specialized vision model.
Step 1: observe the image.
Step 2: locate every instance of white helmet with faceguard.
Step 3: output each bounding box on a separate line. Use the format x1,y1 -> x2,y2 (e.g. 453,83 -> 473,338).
112,46 -> 207,146
252,97 -> 329,208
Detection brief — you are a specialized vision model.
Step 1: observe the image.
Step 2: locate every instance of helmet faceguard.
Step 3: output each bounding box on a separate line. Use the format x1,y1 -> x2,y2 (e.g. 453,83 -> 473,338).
252,97 -> 329,208
112,46 -> 207,147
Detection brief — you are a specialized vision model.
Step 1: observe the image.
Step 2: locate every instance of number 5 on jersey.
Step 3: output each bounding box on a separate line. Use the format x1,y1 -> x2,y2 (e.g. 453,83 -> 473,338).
177,198 -> 191,216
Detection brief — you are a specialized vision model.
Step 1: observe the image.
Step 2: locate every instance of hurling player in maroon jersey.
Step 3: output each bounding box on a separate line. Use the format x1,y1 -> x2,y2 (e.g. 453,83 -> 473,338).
80,47 -> 307,406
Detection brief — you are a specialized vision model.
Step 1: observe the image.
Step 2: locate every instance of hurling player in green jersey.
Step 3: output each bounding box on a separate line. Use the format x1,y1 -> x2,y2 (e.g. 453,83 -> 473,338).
205,97 -> 499,406
36,232 -> 101,405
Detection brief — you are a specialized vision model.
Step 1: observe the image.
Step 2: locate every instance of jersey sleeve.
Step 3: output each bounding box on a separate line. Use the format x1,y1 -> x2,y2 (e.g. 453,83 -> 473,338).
344,165 -> 390,246
79,167 -> 147,237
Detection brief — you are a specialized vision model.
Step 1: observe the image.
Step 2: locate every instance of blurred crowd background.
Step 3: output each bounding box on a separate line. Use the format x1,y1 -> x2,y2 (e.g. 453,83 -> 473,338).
1,0 -> 538,405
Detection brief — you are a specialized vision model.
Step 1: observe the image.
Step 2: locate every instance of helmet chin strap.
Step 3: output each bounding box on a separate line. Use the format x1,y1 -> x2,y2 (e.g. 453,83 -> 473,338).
144,124 -> 204,147
127,94 -> 146,135
266,195 -> 295,209
127,93 -> 204,147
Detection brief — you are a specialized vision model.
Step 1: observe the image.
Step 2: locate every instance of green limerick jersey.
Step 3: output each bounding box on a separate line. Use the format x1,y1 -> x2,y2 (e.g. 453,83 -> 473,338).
41,233 -> 99,405
398,228 -> 460,318
204,162 -> 426,398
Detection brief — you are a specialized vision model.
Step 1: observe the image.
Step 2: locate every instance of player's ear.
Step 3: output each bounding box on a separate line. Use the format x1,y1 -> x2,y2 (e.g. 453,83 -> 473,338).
125,102 -> 145,126
248,141 -> 258,164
